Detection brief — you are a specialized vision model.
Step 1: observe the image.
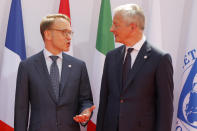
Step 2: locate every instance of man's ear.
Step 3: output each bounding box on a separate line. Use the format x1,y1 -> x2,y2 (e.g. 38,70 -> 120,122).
44,30 -> 52,40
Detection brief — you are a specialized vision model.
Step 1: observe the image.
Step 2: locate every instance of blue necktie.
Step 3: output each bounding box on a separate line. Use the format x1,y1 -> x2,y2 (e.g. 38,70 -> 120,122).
50,56 -> 59,100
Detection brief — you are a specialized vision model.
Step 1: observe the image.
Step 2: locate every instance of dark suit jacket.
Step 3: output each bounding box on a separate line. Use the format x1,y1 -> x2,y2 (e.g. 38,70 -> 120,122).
96,41 -> 174,131
14,51 -> 93,131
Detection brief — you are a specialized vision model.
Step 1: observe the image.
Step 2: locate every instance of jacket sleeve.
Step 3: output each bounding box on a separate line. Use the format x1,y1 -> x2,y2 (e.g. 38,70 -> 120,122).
78,62 -> 93,115
155,54 -> 174,131
14,61 -> 29,131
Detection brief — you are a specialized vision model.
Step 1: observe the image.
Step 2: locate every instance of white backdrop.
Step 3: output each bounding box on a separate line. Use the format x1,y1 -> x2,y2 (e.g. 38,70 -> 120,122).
0,0 -> 189,130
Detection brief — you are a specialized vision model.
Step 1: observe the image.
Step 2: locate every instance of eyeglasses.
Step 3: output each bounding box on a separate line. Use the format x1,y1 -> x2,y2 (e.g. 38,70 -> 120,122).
48,28 -> 74,36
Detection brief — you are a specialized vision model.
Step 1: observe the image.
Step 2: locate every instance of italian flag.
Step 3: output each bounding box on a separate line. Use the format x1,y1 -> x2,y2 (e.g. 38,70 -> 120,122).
87,0 -> 114,130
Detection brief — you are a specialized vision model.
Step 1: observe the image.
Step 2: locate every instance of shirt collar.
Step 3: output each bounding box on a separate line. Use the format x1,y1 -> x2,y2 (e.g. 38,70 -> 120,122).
43,48 -> 63,59
126,34 -> 146,51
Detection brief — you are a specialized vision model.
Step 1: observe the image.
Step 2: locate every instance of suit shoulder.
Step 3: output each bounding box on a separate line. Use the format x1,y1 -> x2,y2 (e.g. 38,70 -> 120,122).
106,45 -> 124,56
147,42 -> 172,63
20,51 -> 43,64
62,53 -> 85,65
147,42 -> 171,58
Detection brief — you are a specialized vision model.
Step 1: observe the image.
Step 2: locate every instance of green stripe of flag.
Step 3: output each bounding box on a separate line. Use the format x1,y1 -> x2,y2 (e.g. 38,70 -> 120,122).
96,0 -> 115,55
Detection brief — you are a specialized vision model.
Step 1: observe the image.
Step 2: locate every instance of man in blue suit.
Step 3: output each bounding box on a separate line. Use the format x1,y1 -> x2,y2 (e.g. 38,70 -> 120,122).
14,14 -> 95,131
96,4 -> 174,131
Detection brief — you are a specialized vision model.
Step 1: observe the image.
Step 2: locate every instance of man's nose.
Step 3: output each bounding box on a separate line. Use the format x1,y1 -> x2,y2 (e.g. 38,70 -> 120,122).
66,35 -> 71,40
110,26 -> 114,32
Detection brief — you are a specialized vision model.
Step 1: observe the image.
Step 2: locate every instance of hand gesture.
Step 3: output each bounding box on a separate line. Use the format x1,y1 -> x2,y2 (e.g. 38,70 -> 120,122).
73,105 -> 96,123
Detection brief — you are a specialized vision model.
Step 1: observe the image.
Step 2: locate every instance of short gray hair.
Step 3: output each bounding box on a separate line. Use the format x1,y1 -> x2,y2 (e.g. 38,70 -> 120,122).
114,4 -> 145,30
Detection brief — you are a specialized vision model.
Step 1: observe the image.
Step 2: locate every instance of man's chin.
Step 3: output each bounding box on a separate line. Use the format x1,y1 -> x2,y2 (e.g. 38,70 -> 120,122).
115,38 -> 121,43
63,47 -> 70,52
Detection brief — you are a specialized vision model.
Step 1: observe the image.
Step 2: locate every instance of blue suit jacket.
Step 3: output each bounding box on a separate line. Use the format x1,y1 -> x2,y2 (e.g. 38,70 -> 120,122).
14,51 -> 93,131
96,41 -> 174,131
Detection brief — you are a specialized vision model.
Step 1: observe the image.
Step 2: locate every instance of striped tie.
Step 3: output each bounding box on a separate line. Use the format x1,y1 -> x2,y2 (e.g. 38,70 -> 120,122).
50,56 -> 59,100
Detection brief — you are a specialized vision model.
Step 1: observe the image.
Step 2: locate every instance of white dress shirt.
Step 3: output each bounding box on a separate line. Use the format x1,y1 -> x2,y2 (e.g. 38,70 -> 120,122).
124,34 -> 146,68
43,48 -> 62,79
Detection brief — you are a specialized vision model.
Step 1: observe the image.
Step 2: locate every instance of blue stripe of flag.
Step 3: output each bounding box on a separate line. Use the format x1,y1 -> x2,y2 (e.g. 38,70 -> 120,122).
5,0 -> 26,60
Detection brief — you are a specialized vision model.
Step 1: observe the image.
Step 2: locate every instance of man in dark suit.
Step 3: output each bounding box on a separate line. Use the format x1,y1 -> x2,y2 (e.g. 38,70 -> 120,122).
14,14 -> 95,131
96,4 -> 174,131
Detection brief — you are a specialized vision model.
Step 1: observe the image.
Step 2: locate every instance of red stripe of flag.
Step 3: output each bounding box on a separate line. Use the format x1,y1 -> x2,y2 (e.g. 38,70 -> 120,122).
58,0 -> 73,55
0,120 -> 14,131
87,120 -> 96,131
59,0 -> 71,19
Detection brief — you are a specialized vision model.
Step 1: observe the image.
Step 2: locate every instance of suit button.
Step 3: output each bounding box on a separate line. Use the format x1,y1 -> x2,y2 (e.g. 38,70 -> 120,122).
120,99 -> 124,103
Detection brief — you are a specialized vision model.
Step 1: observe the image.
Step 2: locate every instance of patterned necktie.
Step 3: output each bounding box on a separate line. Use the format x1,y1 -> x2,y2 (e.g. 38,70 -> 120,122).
49,56 -> 59,100
122,48 -> 134,91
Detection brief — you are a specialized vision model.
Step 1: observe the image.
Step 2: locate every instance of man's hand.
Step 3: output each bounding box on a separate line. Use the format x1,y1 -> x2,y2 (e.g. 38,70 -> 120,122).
73,105 -> 96,123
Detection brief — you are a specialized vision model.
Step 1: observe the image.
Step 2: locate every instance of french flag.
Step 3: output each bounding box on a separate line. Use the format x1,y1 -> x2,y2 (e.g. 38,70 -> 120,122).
0,0 -> 26,130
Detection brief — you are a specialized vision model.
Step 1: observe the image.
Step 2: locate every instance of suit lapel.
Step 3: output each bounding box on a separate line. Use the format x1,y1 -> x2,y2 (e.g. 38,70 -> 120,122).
34,51 -> 58,104
59,53 -> 72,97
124,41 -> 152,91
